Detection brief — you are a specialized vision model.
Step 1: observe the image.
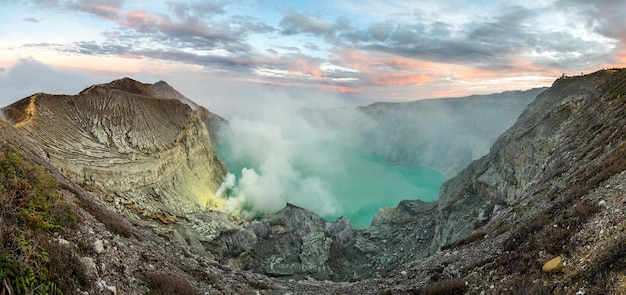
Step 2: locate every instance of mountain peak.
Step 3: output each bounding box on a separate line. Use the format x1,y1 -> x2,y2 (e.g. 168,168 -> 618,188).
79,77 -> 157,97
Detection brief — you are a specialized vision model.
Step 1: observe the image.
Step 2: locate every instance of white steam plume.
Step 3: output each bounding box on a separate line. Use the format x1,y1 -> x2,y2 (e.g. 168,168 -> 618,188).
214,172 -> 236,198
217,95 -> 355,219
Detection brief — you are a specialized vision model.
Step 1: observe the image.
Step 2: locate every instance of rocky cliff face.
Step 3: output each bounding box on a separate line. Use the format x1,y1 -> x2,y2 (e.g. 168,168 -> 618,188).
3,78 -> 227,217
151,80 -> 227,139
416,69 -> 626,293
436,69 -> 626,244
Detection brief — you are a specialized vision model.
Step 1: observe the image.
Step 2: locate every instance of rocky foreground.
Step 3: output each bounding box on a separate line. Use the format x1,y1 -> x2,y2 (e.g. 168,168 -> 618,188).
1,69 -> 626,294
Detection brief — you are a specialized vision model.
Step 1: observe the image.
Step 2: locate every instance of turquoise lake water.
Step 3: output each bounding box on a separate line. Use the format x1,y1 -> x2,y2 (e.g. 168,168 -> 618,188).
325,151 -> 446,228
216,146 -> 446,229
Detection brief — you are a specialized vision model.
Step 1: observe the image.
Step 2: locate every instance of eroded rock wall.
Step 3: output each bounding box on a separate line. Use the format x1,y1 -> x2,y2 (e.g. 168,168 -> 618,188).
436,69 -> 626,245
3,78 -> 227,216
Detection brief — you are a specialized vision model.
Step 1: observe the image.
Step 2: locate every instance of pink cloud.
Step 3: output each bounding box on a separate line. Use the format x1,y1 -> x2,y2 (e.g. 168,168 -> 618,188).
118,54 -> 143,59
72,1 -> 122,22
122,10 -> 161,31
370,73 -> 434,86
291,58 -> 324,78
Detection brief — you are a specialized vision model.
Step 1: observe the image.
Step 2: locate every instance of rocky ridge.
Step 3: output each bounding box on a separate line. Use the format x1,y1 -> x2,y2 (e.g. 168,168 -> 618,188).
1,70 -> 626,294
358,89 -> 547,177
3,78 -> 226,215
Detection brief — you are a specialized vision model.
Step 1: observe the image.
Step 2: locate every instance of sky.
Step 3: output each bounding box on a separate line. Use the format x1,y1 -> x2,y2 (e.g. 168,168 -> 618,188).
1,0 -> 626,117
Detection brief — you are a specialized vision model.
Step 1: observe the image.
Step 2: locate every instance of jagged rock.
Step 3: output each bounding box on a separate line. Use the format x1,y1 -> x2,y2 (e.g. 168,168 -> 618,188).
94,239 -> 105,253
212,204 -> 336,280
542,256 -> 563,273
81,257 -> 98,276
299,232 -> 333,278
58,238 -> 71,247
434,71 -> 618,245
151,80 -> 227,140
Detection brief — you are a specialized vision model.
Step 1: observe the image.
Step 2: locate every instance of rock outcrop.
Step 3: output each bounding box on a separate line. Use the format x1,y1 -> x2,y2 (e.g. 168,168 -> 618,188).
436,69 -> 626,245
3,78 -> 227,217
151,80 -> 227,139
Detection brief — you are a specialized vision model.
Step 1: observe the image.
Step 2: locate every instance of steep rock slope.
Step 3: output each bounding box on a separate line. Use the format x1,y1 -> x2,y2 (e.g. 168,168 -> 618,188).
2,78 -> 227,217
0,118 -> 319,295
437,69 -> 626,244
405,68 -> 626,293
152,80 -> 227,138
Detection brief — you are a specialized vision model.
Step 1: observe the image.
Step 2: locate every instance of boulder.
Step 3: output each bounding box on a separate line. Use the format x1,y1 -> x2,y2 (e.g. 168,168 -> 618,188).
542,256 -> 563,273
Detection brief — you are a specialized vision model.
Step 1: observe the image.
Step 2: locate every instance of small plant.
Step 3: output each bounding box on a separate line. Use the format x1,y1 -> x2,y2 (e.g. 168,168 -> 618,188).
0,145 -> 89,294
74,192 -> 134,238
575,234 -> 626,294
146,271 -> 197,295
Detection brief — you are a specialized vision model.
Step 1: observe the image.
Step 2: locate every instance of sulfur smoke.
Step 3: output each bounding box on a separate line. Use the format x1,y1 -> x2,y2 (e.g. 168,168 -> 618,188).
214,173 -> 236,198
217,108 -> 348,218
209,87 -> 542,225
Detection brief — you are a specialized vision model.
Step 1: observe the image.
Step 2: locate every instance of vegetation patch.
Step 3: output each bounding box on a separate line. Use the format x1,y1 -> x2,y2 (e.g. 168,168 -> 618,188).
145,271 -> 197,295
0,145 -> 90,294
573,234 -> 626,294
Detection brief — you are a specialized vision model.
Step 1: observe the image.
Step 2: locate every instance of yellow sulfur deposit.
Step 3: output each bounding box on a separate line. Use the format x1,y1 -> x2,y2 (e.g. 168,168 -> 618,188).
205,195 -> 225,210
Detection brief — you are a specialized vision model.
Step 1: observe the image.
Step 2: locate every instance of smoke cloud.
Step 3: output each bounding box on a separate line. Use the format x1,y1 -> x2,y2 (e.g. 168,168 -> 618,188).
214,172 -> 236,198
212,87 -> 543,226
218,103 -> 351,218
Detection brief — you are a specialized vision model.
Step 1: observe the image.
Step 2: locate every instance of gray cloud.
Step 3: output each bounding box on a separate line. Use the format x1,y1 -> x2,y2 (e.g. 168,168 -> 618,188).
274,45 -> 300,52
559,0 -> 626,50
325,3 -> 618,72
70,0 -> 124,20
367,22 -> 393,42
230,15 -> 275,34
23,17 -> 40,23
166,1 -> 226,19
12,0 -> 625,95
304,42 -> 320,51
27,0 -> 60,8
279,12 -> 334,36
23,0 -> 269,57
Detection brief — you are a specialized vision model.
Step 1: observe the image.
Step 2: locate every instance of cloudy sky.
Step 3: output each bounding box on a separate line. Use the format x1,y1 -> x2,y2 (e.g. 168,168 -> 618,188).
1,0 -> 625,116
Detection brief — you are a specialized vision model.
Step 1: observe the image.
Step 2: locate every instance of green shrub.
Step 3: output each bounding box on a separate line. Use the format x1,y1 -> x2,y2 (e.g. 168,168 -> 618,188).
0,145 -> 88,294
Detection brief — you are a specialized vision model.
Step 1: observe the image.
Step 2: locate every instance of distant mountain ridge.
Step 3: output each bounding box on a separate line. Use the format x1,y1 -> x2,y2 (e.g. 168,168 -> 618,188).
303,88 -> 546,177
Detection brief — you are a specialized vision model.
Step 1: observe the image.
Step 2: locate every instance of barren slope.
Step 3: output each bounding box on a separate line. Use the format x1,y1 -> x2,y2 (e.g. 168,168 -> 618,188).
3,78 -> 227,216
